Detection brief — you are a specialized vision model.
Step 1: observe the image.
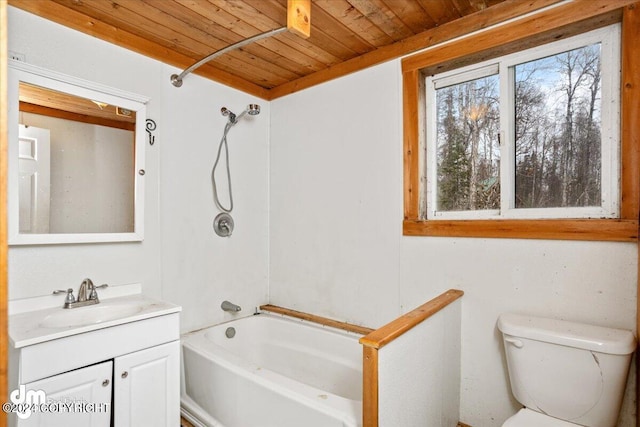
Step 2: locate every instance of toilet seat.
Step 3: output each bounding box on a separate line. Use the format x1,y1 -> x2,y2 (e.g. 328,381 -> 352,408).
503,408 -> 581,427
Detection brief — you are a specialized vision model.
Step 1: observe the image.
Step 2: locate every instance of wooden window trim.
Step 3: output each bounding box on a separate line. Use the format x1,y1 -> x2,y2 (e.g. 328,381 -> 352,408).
402,1 -> 640,242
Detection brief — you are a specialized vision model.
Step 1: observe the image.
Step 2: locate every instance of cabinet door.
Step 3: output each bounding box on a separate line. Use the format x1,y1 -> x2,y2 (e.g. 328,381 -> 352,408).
19,360 -> 112,427
114,341 -> 179,427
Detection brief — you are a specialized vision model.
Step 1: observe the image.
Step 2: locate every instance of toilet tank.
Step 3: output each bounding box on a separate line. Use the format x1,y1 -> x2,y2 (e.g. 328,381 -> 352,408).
498,314 -> 635,427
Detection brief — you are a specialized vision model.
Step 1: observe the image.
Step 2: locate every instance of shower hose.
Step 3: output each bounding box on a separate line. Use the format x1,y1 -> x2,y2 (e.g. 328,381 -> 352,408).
211,121 -> 234,213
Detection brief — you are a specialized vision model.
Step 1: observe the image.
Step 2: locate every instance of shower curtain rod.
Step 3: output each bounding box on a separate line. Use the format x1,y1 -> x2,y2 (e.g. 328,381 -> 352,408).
170,26 -> 288,88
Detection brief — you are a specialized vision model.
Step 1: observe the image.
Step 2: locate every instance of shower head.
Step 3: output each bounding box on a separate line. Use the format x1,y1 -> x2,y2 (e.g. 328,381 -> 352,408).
238,104 -> 260,120
246,104 -> 260,116
221,104 -> 260,124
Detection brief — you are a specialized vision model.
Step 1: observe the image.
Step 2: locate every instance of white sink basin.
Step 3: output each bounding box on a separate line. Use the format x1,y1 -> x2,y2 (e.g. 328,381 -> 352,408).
40,303 -> 144,328
11,289 -> 182,348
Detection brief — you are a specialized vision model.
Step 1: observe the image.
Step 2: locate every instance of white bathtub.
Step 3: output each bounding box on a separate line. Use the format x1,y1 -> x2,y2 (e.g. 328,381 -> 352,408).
180,312 -> 363,427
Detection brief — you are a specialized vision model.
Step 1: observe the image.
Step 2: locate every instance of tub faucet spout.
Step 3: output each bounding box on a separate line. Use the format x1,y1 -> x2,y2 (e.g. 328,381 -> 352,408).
221,300 -> 241,312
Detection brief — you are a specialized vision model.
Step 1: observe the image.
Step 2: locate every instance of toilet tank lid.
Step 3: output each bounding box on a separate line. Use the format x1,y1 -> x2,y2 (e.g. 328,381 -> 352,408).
498,313 -> 636,355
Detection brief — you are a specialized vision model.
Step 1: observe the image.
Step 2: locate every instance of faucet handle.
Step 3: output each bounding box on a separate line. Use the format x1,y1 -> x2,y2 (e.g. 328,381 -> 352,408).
89,284 -> 108,300
53,288 -> 76,304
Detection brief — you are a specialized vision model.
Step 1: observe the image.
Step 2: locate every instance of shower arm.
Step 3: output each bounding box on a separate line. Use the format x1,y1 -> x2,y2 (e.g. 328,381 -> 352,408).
170,27 -> 288,88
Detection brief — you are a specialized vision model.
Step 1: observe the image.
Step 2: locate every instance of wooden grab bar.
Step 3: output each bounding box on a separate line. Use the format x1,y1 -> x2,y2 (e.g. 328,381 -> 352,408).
359,289 -> 464,349
259,304 -> 375,335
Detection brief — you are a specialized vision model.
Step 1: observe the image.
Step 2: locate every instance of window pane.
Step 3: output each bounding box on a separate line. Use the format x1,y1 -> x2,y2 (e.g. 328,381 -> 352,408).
435,75 -> 500,211
515,43 -> 602,209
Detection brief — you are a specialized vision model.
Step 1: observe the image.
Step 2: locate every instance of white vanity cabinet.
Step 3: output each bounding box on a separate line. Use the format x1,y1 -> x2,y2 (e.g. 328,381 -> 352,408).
21,361 -> 112,427
114,341 -> 180,426
9,293 -> 181,427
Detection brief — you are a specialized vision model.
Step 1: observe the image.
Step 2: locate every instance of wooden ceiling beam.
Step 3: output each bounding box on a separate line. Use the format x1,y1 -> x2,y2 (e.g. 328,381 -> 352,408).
287,0 -> 311,39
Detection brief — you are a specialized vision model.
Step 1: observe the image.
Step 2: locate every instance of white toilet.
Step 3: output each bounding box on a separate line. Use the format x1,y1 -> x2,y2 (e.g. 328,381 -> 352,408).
498,313 -> 636,427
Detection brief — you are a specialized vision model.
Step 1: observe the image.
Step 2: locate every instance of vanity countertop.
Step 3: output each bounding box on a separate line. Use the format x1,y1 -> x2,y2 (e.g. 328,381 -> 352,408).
10,292 -> 181,348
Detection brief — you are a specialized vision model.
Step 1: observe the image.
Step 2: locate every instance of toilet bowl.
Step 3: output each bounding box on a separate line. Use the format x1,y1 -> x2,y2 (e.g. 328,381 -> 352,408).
503,408 -> 584,427
498,313 -> 635,427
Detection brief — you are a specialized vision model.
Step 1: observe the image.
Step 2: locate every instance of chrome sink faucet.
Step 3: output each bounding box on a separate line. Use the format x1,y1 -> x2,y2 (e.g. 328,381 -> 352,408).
53,278 -> 109,309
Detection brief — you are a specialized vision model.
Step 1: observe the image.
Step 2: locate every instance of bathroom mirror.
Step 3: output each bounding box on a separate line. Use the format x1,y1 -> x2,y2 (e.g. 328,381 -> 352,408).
7,61 -> 149,245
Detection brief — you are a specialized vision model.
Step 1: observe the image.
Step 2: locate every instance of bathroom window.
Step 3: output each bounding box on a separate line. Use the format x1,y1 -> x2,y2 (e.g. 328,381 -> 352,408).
425,26 -> 619,221
401,15 -> 640,241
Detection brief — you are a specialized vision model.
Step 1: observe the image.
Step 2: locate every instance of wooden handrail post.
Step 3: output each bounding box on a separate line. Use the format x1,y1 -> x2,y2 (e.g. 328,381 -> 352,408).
360,289 -> 464,426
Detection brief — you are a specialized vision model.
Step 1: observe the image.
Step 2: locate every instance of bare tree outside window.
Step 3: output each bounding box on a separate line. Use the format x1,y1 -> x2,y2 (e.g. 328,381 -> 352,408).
426,26 -> 618,221
515,43 -> 602,209
434,43 -> 602,214
435,75 -> 500,211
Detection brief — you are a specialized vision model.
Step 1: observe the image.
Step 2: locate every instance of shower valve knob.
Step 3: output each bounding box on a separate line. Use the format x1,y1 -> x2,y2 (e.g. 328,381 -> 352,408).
214,213 -> 234,237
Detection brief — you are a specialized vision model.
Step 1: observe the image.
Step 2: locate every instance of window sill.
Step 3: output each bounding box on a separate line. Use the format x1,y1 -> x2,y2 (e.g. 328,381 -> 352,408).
402,219 -> 638,242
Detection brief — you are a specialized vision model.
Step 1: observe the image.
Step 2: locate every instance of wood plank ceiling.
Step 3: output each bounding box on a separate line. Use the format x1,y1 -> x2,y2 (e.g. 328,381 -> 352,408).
20,82 -> 136,127
8,0 -> 561,99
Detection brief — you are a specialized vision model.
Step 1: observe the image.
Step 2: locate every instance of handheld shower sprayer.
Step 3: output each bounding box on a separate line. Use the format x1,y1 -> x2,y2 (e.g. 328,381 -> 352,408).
220,104 -> 260,125
212,103 -> 261,237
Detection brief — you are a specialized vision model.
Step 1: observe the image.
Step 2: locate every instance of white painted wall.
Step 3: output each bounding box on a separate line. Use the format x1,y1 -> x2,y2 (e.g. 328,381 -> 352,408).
158,66 -> 269,332
270,60 -> 637,426
270,61 -> 403,328
7,7 -> 269,333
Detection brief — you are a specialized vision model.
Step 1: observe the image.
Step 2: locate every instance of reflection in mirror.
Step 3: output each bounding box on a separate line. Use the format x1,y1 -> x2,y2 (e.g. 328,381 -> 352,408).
18,83 -> 136,234
8,60 -> 148,245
